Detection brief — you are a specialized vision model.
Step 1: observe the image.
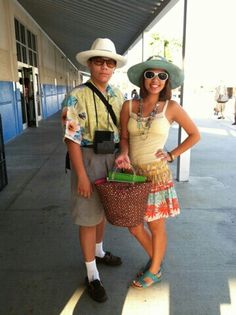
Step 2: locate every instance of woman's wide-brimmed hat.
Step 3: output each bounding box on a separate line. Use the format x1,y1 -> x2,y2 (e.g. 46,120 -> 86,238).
76,38 -> 127,68
127,55 -> 184,89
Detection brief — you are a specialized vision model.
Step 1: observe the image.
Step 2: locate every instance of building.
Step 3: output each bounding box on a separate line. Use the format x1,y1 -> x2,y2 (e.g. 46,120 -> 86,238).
0,0 -> 80,143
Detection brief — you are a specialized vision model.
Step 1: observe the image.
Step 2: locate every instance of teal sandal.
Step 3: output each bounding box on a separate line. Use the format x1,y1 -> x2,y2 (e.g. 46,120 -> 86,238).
136,259 -> 151,278
136,259 -> 163,278
132,269 -> 162,289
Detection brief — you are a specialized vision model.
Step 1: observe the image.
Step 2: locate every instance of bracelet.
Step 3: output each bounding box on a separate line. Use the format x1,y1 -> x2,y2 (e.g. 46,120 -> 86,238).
167,151 -> 175,163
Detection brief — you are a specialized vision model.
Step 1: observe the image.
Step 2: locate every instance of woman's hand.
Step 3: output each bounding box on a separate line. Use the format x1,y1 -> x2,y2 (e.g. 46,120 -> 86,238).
115,153 -> 131,169
155,149 -> 171,162
77,173 -> 93,198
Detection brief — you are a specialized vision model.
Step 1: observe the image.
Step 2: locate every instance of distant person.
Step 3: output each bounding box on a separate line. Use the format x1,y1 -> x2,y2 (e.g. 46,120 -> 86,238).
215,84 -> 229,119
131,88 -> 139,99
232,88 -> 236,125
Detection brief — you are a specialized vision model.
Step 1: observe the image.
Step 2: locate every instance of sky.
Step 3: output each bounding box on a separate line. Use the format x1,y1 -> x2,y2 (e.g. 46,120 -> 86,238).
185,0 -> 236,86
143,0 -> 236,86
113,0 -> 236,93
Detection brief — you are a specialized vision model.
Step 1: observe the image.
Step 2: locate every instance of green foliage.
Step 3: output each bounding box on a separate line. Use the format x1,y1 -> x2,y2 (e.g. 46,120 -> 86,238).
148,32 -> 182,61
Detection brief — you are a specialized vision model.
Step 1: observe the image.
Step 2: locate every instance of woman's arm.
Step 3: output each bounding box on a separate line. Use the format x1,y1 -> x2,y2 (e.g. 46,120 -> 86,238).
159,100 -> 200,161
169,101 -> 200,158
115,101 -> 131,168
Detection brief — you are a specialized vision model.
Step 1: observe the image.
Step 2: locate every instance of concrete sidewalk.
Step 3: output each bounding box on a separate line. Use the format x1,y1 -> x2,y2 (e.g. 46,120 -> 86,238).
0,111 -> 236,315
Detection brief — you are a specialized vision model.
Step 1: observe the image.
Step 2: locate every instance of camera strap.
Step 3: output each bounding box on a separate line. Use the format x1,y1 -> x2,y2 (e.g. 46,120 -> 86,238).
84,81 -> 117,127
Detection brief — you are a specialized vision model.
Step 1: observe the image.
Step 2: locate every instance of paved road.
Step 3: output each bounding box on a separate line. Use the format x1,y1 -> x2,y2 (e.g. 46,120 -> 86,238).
0,111 -> 236,315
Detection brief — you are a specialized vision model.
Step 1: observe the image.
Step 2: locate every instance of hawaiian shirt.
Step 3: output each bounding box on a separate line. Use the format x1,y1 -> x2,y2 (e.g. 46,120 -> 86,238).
61,80 -> 124,146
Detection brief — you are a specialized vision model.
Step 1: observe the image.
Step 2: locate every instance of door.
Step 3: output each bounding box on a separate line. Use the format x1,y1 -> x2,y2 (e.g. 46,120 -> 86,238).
23,67 -> 36,127
17,69 -> 28,129
32,67 -> 42,124
17,66 -> 42,128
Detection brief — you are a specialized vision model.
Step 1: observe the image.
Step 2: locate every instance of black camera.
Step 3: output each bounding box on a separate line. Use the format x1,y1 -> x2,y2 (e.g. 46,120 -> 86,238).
93,130 -> 116,154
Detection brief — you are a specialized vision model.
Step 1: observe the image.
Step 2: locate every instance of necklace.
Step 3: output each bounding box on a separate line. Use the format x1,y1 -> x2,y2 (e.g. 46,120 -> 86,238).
137,98 -> 160,139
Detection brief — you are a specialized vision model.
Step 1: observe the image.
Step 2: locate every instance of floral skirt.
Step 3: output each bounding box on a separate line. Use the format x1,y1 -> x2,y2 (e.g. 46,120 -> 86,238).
134,160 -> 180,222
145,181 -> 180,221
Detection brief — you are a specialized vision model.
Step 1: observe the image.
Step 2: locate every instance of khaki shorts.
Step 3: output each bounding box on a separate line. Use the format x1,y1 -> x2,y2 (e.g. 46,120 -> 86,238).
70,148 -> 115,226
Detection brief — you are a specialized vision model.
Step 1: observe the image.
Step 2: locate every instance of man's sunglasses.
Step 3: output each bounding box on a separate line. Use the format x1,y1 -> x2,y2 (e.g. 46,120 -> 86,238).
144,71 -> 168,81
90,57 -> 117,68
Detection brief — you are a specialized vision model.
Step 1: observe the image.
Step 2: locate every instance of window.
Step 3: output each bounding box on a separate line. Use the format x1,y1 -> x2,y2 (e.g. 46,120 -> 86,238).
14,18 -> 38,67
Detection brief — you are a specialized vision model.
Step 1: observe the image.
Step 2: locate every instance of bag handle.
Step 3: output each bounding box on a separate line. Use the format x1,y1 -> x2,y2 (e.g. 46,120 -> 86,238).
109,165 -> 138,183
84,82 -> 117,127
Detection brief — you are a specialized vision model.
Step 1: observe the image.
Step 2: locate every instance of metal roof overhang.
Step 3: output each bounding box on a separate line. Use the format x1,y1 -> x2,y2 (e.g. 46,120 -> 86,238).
17,0 -> 178,70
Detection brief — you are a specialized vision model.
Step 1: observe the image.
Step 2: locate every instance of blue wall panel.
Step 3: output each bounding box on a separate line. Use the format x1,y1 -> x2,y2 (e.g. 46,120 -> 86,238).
57,85 -> 67,110
0,82 -> 18,143
40,84 -> 47,119
58,93 -> 65,109
0,81 -> 67,143
46,95 -> 58,117
17,93 -> 23,133
42,84 -> 67,118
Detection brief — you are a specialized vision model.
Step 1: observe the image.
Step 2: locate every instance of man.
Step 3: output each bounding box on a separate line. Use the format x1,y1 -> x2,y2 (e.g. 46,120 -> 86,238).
215,84 -> 229,119
61,38 -> 126,302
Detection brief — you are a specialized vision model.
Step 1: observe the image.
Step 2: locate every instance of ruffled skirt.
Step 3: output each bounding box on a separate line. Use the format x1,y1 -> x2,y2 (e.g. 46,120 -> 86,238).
133,160 -> 180,222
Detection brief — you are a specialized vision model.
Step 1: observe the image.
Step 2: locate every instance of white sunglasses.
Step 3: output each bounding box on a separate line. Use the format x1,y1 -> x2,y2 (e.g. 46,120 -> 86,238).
144,71 -> 168,81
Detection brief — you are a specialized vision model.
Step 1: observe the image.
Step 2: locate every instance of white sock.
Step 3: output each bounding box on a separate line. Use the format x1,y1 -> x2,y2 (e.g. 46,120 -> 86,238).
95,242 -> 105,258
85,260 -> 100,282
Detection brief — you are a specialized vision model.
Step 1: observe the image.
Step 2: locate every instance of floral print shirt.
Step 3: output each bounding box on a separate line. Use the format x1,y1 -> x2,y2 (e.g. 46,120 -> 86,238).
61,80 -> 124,146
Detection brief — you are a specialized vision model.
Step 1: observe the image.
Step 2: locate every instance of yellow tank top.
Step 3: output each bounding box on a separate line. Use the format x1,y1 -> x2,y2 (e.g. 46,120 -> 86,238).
128,100 -> 171,165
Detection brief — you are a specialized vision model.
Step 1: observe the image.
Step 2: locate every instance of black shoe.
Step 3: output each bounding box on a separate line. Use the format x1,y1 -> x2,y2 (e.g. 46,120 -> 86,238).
96,251 -> 122,266
85,277 -> 108,303
232,122 -> 236,125
218,116 -> 222,119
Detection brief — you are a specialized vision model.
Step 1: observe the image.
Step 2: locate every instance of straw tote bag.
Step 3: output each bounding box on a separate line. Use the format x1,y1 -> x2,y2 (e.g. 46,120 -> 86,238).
95,169 -> 151,227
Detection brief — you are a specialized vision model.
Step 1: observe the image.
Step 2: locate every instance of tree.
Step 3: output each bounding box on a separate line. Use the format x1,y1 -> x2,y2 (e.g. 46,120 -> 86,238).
148,32 -> 182,63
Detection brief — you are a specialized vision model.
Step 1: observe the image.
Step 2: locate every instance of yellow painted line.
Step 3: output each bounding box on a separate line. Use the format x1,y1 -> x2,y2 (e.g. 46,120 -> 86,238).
122,282 -> 170,315
220,279 -> 236,315
60,286 -> 85,315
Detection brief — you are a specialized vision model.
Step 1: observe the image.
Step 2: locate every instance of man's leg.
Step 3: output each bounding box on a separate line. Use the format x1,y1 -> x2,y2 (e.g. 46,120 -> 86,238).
95,217 -> 122,266
96,217 -> 106,244
79,225 -> 99,280
218,103 -> 223,119
232,99 -> 236,125
79,224 -> 107,302
79,225 -> 96,261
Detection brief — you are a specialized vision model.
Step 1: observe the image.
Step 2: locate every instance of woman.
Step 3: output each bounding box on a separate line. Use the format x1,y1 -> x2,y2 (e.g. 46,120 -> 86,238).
115,55 -> 200,289
62,38 -> 126,302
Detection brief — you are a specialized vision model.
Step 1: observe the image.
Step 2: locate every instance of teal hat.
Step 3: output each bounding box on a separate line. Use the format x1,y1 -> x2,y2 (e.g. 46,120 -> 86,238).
127,55 -> 184,89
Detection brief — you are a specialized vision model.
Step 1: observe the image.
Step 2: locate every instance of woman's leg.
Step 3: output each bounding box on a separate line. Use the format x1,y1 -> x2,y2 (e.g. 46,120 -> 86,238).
148,218 -> 167,274
128,223 -> 153,258
133,218 -> 167,287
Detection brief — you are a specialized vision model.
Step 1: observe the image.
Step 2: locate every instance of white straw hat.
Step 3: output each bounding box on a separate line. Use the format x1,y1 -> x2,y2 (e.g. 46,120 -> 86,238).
76,38 -> 127,68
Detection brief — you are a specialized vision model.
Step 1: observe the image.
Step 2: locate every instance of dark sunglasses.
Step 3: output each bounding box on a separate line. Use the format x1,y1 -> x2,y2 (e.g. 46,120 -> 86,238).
90,57 -> 117,68
144,71 -> 168,81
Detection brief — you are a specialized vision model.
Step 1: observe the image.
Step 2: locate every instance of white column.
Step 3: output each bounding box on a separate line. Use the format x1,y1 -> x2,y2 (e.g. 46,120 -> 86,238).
176,0 -> 191,182
176,129 -> 191,181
